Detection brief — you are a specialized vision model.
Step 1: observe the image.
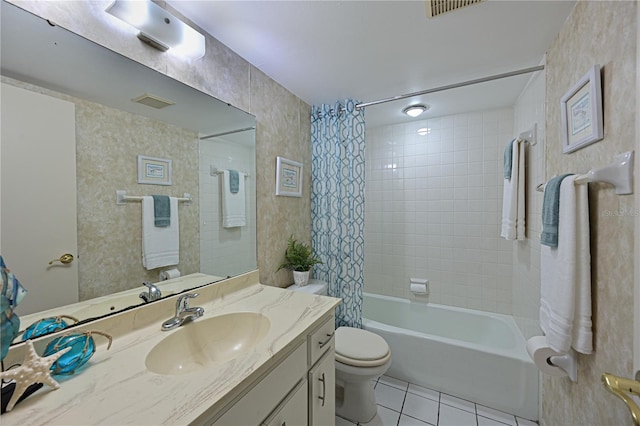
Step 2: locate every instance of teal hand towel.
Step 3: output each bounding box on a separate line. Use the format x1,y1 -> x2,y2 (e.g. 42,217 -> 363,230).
503,139 -> 516,180
152,195 -> 170,227
229,169 -> 240,194
540,174 -> 573,247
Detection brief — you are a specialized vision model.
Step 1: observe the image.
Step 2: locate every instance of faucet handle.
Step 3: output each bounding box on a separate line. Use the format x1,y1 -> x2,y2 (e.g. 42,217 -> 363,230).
143,281 -> 161,296
176,292 -> 199,312
180,292 -> 199,301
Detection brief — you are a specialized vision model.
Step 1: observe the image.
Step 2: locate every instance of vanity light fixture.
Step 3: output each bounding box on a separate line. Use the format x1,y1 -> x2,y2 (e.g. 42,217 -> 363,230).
402,104 -> 429,118
105,0 -> 205,60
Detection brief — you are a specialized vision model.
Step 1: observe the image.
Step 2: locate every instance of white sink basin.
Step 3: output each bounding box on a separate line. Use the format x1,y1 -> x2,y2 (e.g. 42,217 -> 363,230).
145,312 -> 271,375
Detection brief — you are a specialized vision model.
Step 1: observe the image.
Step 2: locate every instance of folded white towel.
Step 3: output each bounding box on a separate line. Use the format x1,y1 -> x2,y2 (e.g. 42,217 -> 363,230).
142,196 -> 179,270
222,170 -> 246,228
501,139 -> 525,240
540,176 -> 592,354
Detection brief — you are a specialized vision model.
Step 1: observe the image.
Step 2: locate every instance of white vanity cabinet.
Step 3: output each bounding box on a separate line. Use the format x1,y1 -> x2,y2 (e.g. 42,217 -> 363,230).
205,314 -> 335,426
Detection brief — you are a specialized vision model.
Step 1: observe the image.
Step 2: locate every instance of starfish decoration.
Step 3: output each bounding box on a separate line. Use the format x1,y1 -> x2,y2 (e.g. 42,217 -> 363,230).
0,340 -> 71,412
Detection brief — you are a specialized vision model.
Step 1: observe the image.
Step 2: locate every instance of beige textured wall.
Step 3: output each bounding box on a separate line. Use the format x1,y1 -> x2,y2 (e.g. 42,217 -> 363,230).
75,100 -> 200,299
251,68 -> 312,286
12,0 -> 311,288
543,1 -> 637,425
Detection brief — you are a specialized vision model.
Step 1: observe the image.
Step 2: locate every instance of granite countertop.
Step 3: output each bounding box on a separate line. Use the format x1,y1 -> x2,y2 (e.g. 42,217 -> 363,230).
2,271 -> 340,425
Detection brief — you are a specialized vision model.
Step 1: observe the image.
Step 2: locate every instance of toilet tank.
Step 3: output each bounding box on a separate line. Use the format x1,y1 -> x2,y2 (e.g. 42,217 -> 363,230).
286,279 -> 328,295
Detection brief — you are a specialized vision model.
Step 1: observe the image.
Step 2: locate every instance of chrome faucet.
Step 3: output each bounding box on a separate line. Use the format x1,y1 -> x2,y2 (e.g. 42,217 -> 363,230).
161,293 -> 204,331
139,282 -> 162,303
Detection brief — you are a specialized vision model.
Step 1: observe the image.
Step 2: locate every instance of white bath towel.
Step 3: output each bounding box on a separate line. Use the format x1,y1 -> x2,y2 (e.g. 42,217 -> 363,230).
501,139 -> 525,240
540,176 -> 592,354
222,170 -> 246,228
142,196 -> 179,270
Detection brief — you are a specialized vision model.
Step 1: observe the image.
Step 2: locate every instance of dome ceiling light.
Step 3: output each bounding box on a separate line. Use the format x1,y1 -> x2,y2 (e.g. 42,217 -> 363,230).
402,104 -> 429,118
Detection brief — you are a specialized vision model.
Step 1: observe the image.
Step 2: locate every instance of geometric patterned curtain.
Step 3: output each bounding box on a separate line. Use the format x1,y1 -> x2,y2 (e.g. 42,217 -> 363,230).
311,100 -> 366,328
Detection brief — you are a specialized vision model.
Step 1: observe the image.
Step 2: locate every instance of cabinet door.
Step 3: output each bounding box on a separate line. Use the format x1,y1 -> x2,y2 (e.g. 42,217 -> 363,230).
308,349 -> 335,426
262,379 -> 308,426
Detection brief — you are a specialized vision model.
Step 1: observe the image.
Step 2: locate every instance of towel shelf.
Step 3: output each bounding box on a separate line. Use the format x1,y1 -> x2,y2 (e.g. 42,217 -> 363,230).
536,150 -> 634,195
210,166 -> 250,177
116,190 -> 192,205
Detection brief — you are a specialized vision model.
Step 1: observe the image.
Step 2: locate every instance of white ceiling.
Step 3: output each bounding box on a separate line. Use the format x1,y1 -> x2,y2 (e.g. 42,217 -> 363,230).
167,0 -> 576,127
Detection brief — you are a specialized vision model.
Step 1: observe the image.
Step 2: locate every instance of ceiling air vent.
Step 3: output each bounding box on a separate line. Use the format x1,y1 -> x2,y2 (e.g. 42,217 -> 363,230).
132,93 -> 174,109
426,0 -> 485,18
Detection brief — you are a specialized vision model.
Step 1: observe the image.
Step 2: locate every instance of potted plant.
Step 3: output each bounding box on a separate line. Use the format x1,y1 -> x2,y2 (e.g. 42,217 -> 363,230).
276,235 -> 323,287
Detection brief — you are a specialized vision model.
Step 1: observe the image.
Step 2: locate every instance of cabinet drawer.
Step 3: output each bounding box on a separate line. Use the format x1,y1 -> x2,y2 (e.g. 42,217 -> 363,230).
308,315 -> 335,367
262,379 -> 308,426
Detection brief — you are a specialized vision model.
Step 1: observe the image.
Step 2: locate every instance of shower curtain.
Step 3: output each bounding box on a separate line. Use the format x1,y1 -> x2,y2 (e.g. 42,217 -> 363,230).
311,100 -> 365,328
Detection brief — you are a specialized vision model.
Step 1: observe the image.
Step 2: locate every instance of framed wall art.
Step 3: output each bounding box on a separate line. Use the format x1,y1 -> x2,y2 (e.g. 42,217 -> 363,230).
561,65 -> 604,154
137,155 -> 172,185
275,156 -> 302,197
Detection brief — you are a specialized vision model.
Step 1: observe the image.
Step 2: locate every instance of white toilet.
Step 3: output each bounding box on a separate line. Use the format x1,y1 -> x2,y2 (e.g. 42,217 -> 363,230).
287,279 -> 391,423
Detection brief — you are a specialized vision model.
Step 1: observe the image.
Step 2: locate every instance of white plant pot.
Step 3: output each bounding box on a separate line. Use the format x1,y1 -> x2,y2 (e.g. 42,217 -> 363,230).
293,270 -> 310,287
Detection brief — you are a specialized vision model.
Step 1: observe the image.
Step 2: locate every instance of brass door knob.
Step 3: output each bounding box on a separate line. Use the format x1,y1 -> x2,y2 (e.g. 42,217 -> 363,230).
602,372 -> 640,425
49,253 -> 74,265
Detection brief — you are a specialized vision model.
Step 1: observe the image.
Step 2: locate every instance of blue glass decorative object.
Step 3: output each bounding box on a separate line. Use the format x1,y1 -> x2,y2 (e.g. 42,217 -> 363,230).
43,331 -> 112,375
0,295 -> 20,361
22,315 -> 79,341
1,256 -> 26,360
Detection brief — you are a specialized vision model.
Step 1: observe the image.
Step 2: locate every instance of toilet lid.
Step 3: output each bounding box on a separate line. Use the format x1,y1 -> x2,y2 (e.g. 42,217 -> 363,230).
335,327 -> 390,367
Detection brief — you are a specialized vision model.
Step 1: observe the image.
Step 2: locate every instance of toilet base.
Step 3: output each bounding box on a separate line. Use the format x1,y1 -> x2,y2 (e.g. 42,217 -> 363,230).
335,379 -> 377,423
334,358 -> 391,423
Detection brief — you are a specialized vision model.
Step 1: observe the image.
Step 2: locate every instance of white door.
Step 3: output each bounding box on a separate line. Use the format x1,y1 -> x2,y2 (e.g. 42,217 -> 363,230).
1,82 -> 79,315
635,3 -> 640,378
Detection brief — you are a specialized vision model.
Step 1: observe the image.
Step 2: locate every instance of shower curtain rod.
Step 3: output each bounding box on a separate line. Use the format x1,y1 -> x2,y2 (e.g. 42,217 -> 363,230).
316,65 -> 545,116
200,126 -> 256,140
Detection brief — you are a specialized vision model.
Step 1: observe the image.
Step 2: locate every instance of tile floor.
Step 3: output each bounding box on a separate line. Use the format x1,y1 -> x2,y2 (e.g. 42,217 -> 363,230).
335,375 -> 538,426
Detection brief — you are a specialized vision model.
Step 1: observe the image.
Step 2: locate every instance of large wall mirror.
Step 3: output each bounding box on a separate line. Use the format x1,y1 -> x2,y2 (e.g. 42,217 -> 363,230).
0,1 -> 257,340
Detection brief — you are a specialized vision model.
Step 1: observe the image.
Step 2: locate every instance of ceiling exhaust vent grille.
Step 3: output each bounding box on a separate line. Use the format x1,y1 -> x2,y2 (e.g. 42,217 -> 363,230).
426,0 -> 485,18
132,93 -> 175,109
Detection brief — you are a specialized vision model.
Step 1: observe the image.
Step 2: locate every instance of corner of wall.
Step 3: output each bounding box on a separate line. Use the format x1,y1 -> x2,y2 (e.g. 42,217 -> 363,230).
512,64 -> 545,340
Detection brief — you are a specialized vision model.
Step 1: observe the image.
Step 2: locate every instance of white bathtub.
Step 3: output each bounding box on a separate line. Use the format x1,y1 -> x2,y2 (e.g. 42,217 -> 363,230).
362,293 -> 538,420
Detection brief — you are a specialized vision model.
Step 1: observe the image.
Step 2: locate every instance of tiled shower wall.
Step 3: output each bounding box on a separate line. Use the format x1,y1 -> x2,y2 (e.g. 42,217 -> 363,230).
364,108 -> 516,314
199,137 -> 257,277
